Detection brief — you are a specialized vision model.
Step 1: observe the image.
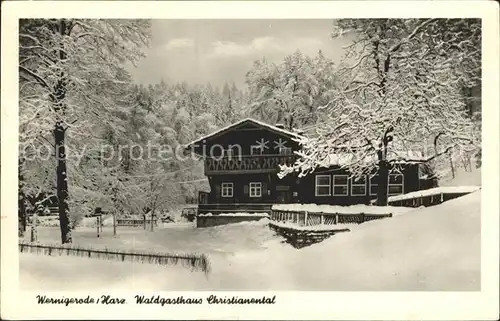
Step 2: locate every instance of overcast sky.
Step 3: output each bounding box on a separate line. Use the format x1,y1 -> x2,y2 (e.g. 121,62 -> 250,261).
128,19 -> 352,89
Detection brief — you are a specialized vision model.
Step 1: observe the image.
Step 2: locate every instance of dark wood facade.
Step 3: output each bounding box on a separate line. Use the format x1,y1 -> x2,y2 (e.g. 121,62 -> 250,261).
297,165 -> 421,206
186,118 -> 425,213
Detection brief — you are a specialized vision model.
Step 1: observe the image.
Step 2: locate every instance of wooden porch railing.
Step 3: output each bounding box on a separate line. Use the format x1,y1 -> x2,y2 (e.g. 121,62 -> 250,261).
270,210 -> 392,226
204,154 -> 298,174
386,192 -> 471,207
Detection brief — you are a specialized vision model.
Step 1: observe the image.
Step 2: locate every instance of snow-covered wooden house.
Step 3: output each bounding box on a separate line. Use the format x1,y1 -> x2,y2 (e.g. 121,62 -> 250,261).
186,118 -> 430,215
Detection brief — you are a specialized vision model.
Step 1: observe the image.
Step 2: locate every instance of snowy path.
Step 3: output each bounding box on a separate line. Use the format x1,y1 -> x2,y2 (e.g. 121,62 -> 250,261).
20,191 -> 480,290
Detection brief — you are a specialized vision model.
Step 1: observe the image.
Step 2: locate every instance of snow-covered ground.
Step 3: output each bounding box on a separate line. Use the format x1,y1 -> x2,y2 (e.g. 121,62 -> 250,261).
20,190 -> 480,291
439,165 -> 482,187
20,219 -> 276,257
294,190 -> 480,290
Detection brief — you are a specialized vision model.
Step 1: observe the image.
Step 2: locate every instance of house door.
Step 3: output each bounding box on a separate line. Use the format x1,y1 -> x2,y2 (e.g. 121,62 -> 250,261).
275,186 -> 292,203
198,191 -> 209,204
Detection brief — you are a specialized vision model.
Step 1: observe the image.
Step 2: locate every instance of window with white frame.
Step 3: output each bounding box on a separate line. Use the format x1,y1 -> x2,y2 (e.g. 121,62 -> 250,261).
249,182 -> 262,197
333,175 -> 349,196
250,145 -> 263,155
315,175 -> 331,196
388,174 -> 404,195
351,176 -> 367,196
221,182 -> 233,198
369,174 -> 379,196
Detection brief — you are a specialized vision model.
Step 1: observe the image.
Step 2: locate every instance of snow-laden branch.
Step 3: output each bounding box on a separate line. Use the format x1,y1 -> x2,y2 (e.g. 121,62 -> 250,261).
388,19 -> 437,54
281,19 -> 481,197
19,65 -> 50,89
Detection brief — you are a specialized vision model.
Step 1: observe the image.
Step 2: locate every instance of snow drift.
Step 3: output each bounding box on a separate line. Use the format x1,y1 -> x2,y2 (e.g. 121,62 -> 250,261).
290,190 -> 481,290
20,191 -> 480,290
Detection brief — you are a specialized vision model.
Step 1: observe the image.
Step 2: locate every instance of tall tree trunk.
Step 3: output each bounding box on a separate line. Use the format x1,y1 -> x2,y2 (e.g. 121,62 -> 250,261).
376,127 -> 393,206
18,194 -> 27,237
376,160 -> 390,206
448,151 -> 455,179
288,114 -> 294,131
18,161 -> 27,237
54,122 -> 72,243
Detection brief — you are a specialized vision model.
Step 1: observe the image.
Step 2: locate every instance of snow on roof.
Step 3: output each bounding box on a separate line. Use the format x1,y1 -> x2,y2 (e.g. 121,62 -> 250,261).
327,153 -> 359,166
185,118 -> 305,148
327,153 -> 427,166
326,151 -> 428,166
386,185 -> 481,203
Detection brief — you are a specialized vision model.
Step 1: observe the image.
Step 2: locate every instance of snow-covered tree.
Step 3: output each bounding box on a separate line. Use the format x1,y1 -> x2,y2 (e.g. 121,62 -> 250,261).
19,19 -> 150,243
279,18 -> 481,206
245,50 -> 336,130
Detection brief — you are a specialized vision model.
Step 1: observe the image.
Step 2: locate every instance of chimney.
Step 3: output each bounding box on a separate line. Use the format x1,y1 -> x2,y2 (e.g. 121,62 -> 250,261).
275,123 -> 285,129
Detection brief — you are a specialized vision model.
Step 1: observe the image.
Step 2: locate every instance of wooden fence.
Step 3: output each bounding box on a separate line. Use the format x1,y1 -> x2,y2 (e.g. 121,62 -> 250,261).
19,241 -> 210,274
270,210 -> 392,226
116,219 -> 159,227
387,192 -> 471,207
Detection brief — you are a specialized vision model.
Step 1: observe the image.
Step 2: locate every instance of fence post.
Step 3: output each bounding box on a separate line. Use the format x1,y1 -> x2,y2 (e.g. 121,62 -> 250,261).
335,213 -> 339,225
113,213 -> 117,236
304,211 -> 308,226
30,212 -> 38,243
96,215 -> 100,238
440,192 -> 443,203
320,214 -> 324,225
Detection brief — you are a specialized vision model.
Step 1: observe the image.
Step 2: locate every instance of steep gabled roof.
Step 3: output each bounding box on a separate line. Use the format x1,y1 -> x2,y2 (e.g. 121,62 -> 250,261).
185,117 -> 305,149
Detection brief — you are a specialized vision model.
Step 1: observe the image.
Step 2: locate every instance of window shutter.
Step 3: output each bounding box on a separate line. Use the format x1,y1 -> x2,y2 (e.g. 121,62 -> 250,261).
215,184 -> 221,195
262,182 -> 267,193
243,184 -> 249,194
